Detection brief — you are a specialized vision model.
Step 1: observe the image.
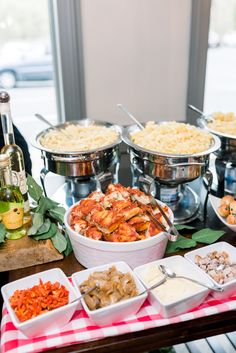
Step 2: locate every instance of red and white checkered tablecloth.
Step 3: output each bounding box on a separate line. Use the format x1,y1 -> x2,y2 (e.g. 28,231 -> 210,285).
1,294 -> 236,353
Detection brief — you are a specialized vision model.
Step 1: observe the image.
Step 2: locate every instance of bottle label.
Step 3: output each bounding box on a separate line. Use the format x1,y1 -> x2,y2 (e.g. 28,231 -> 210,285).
11,170 -> 30,213
160,187 -> 179,203
0,202 -> 24,230
0,102 -> 10,114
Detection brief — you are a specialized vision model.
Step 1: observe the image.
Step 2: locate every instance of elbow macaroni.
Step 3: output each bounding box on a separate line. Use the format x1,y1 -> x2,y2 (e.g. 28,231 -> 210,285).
131,121 -> 213,155
40,124 -> 118,152
207,112 -> 236,136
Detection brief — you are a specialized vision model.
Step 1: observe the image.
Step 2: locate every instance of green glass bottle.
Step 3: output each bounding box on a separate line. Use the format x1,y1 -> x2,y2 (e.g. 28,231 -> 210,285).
0,154 -> 25,239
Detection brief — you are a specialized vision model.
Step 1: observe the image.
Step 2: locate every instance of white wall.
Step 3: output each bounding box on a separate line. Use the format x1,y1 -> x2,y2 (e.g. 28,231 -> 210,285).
80,0 -> 191,125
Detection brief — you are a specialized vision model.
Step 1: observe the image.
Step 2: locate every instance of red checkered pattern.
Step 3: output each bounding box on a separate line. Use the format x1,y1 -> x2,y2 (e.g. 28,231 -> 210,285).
1,294 -> 236,353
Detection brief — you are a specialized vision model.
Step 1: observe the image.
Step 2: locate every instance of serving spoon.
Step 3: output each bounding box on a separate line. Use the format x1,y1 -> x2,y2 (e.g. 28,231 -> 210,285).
203,169 -> 213,222
117,104 -> 145,130
69,285 -> 97,305
158,264 -> 224,292
70,278 -> 168,306
188,105 -> 213,122
35,113 -> 71,139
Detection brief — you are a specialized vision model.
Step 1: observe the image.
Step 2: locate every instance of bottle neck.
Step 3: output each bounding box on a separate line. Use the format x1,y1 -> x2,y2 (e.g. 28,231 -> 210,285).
0,165 -> 13,187
0,102 -> 15,145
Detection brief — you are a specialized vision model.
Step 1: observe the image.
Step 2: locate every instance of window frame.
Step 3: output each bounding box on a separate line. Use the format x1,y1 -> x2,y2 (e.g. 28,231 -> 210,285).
49,0 -> 86,122
50,0 -> 212,124
187,0 -> 211,124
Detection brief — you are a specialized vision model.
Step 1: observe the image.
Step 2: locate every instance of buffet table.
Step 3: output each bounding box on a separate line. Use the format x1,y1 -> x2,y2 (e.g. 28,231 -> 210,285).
2,153 -> 236,353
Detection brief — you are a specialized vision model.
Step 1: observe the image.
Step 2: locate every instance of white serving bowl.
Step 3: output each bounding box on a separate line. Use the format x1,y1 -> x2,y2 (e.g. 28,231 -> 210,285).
1,268 -> 79,338
71,261 -> 147,326
134,255 -> 210,318
209,194 -> 236,232
64,200 -> 173,269
185,242 -> 236,299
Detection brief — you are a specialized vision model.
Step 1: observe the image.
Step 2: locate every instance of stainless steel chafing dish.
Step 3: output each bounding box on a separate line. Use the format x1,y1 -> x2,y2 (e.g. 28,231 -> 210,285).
33,120 -> 122,177
189,105 -> 236,156
122,124 -> 221,186
197,116 -> 236,156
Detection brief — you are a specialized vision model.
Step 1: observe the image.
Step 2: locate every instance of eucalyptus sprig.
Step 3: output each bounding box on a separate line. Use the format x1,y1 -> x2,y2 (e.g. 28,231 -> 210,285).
165,226 -> 225,254
26,175 -> 73,256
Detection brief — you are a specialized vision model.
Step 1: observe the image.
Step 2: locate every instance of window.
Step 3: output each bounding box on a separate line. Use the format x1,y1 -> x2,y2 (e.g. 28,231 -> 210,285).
204,0 -> 236,113
0,0 -> 57,178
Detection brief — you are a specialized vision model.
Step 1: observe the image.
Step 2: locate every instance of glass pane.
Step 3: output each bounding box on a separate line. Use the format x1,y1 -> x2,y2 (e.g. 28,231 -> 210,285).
0,0 -> 58,179
204,0 -> 236,113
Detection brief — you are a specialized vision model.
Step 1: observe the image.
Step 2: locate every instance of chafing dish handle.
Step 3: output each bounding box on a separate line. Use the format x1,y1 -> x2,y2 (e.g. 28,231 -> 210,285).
52,155 -> 95,162
168,162 -> 205,167
91,159 -> 113,191
40,167 -> 49,197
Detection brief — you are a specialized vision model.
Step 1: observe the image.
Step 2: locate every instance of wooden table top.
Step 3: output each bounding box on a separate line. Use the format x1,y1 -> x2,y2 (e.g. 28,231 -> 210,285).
6,193 -> 236,353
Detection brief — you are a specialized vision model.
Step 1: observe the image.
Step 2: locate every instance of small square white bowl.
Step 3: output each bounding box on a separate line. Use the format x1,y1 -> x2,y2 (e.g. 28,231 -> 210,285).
1,268 -> 80,337
71,261 -> 147,326
185,242 -> 236,299
134,256 -> 210,318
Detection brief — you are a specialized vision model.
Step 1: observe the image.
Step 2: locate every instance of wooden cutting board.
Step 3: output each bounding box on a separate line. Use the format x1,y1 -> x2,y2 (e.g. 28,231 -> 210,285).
0,236 -> 63,272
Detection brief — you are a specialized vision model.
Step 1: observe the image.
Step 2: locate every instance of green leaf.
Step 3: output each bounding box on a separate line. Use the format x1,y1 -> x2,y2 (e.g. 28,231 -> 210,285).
51,229 -> 67,253
165,235 -> 197,254
49,206 -> 66,225
33,223 -> 57,240
27,175 -> 43,202
63,231 -> 73,256
6,228 -> 27,240
36,218 -> 51,235
35,197 -> 59,214
0,223 -> 6,243
192,228 -> 225,244
28,213 -> 44,235
175,224 -> 196,231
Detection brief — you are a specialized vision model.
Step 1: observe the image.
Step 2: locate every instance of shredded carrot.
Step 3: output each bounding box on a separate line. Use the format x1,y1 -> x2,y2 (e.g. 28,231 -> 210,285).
9,279 -> 69,322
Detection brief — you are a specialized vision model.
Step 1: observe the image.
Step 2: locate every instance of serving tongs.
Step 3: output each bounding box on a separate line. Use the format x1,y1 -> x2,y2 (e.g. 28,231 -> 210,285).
132,195 -> 179,242
133,175 -> 179,242
149,196 -> 179,242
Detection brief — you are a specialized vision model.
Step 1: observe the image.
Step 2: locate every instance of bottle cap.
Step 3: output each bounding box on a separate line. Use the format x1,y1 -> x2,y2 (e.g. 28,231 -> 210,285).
0,154 -> 10,168
0,92 -> 10,103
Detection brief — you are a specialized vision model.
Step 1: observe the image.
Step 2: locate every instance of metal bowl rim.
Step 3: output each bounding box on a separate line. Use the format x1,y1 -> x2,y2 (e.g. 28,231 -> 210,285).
122,123 -> 221,158
198,116 -> 236,140
32,119 -> 123,155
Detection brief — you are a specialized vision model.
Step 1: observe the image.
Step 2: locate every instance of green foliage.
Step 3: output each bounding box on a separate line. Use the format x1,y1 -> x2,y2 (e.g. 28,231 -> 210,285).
192,228 -> 225,244
49,206 -> 66,225
26,175 -> 72,256
27,175 -> 43,202
166,235 -> 197,254
51,229 -> 68,253
35,197 -> 59,215
166,226 -> 225,254
63,232 -> 73,257
36,218 -> 51,235
33,223 -> 57,240
28,213 -> 44,235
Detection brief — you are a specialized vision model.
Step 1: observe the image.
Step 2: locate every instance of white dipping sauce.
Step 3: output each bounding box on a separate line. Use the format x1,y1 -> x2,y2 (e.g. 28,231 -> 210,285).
139,264 -> 202,304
